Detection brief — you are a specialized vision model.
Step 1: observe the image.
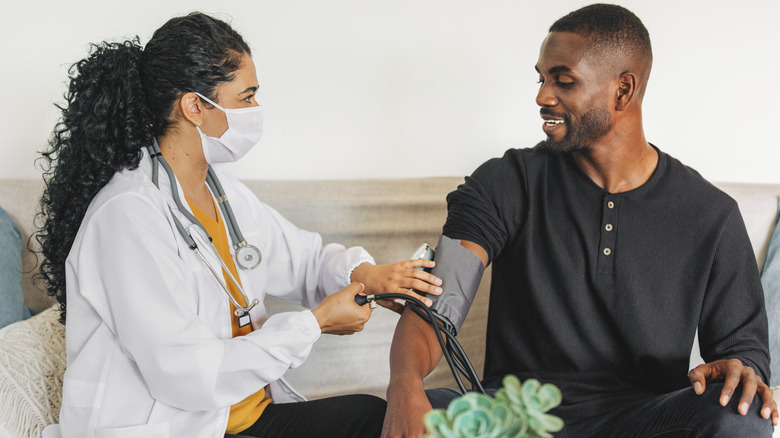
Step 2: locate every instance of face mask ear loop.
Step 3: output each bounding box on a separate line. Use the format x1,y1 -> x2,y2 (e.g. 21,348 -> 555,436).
194,92 -> 226,112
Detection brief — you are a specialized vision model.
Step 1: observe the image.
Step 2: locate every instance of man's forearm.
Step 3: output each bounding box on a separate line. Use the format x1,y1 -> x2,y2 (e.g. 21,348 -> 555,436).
388,305 -> 445,386
383,308 -> 444,437
387,237 -> 487,385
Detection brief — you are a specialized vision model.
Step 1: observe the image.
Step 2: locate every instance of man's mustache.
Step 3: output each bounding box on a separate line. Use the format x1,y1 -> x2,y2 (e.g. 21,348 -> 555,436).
540,108 -> 567,119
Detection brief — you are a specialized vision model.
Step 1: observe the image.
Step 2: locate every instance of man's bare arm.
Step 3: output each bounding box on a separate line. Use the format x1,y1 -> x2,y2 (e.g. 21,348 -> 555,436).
381,240 -> 488,437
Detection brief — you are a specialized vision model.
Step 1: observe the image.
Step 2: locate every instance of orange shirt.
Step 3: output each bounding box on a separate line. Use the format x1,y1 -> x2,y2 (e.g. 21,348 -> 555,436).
187,198 -> 272,434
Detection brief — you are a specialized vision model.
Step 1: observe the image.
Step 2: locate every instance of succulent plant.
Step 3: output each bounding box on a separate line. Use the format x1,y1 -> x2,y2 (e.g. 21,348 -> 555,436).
424,375 -> 563,438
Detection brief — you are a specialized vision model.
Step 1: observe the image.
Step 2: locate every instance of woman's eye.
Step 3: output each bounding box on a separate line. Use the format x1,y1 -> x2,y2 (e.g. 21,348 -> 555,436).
243,94 -> 254,103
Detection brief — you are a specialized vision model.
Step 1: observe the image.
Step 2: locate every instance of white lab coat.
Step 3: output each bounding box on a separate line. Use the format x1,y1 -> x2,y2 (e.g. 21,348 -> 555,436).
42,150 -> 374,438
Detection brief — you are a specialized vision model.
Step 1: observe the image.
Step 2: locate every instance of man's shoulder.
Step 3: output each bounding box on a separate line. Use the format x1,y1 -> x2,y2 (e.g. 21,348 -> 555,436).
666,154 -> 731,199
499,141 -> 553,162
474,142 -> 554,175
661,152 -> 737,210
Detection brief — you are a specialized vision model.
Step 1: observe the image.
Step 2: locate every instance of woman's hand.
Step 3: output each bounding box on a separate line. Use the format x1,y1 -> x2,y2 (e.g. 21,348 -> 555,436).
311,282 -> 373,335
350,261 -> 443,313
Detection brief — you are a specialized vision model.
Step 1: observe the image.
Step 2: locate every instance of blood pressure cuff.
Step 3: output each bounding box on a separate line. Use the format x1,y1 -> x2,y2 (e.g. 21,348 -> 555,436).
429,235 -> 485,334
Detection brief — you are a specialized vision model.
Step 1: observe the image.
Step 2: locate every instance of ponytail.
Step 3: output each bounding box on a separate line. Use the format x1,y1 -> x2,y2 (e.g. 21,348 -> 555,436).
35,13 -> 251,324
36,38 -> 154,323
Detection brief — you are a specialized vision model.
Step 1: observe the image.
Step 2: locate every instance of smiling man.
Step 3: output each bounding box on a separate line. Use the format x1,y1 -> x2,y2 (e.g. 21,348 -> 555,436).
382,4 -> 776,437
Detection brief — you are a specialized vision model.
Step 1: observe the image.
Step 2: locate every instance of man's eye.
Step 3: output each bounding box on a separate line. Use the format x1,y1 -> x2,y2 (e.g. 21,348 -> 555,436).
558,81 -> 575,88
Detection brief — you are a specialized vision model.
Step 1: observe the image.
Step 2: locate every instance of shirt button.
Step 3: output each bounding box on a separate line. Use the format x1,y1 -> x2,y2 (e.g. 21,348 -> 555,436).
607,201 -> 615,209
603,248 -> 611,255
605,224 -> 613,231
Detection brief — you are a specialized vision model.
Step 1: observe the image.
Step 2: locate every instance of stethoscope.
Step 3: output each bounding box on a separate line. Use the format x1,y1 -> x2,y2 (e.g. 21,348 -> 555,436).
146,141 -> 262,326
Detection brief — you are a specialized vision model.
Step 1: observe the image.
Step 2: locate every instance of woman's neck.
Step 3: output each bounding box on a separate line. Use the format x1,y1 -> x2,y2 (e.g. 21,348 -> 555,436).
157,131 -> 216,220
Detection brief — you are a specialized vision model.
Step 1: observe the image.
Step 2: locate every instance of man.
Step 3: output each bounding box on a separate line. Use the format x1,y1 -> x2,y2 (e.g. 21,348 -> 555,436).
382,4 -> 777,437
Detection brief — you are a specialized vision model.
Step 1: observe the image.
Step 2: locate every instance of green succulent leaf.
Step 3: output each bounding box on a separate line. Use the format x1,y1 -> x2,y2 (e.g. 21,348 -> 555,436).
520,379 -> 543,411
535,384 -> 563,411
423,376 -> 564,438
526,411 -> 564,437
500,375 -> 524,407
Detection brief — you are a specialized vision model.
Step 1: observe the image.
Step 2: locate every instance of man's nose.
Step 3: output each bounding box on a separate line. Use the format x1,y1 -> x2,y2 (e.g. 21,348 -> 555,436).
536,82 -> 558,108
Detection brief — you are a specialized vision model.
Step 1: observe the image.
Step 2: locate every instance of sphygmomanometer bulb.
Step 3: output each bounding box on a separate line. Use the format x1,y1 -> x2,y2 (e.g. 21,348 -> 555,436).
354,294 -> 377,306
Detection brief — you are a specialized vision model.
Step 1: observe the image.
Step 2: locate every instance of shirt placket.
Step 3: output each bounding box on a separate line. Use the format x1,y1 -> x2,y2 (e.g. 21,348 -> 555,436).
597,196 -> 619,275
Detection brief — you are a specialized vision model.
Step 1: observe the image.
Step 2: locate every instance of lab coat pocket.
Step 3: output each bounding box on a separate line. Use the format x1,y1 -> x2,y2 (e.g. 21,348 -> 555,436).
95,423 -> 169,438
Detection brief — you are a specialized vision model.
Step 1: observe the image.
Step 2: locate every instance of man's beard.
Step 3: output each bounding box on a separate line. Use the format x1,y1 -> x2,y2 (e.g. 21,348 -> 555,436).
544,105 -> 612,153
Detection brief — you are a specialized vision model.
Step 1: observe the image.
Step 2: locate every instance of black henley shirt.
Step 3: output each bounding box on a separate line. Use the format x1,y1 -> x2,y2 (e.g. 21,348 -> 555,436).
443,143 -> 770,403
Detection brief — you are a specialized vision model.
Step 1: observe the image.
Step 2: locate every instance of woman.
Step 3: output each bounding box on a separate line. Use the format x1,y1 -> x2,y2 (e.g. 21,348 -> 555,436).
35,13 -> 441,438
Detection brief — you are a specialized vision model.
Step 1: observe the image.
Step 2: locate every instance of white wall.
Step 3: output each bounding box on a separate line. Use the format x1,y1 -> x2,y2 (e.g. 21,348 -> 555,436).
2,0 -> 779,183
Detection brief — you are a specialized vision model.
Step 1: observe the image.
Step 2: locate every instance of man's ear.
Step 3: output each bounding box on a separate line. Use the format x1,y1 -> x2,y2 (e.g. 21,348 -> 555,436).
615,72 -> 636,111
178,92 -> 203,126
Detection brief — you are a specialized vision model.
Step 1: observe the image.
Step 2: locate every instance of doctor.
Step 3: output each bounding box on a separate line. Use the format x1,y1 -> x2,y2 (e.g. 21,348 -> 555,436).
35,12 -> 441,438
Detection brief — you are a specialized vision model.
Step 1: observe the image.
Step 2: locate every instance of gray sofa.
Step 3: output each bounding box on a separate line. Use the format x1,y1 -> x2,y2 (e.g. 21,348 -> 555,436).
0,177 -> 778,437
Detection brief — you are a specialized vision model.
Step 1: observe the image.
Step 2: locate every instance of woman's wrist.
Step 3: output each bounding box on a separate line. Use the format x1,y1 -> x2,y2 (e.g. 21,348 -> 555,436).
349,262 -> 373,284
310,306 -> 327,331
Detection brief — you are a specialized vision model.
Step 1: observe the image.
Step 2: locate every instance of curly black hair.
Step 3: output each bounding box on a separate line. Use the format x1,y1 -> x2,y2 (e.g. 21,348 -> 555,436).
34,12 -> 251,323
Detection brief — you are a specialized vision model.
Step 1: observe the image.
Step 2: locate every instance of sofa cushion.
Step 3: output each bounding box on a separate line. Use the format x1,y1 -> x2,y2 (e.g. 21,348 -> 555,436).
0,307 -> 65,438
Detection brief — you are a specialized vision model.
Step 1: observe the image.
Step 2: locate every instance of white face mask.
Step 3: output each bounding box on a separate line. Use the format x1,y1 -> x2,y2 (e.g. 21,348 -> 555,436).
194,92 -> 263,164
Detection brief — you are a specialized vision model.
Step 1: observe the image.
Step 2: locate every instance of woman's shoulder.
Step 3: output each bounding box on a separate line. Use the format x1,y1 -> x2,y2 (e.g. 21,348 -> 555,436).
84,167 -> 169,225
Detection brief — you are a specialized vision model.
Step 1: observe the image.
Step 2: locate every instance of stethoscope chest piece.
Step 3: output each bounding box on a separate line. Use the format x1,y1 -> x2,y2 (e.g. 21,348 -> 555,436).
236,244 -> 262,270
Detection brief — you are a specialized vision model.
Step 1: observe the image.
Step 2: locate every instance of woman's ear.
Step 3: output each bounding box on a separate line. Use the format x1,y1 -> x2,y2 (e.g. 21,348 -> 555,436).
178,92 -> 203,126
615,72 -> 636,111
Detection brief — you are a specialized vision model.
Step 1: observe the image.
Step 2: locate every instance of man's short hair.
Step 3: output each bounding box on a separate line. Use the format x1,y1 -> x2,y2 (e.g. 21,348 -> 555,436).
550,3 -> 652,67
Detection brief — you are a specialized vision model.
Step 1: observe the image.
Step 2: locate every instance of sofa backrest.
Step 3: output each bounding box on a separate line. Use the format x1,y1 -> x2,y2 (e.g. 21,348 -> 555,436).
2,178 -> 778,399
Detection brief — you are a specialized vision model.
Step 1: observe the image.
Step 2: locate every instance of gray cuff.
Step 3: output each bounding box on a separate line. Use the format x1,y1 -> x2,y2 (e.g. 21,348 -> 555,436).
429,235 -> 485,333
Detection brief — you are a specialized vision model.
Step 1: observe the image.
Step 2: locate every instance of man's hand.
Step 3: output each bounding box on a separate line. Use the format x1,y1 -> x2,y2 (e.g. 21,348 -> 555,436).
382,378 -> 431,438
688,358 -> 778,425
351,261 -> 442,313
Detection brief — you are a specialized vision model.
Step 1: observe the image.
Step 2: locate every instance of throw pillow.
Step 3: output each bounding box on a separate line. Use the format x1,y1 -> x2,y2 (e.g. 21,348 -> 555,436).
0,307 -> 65,438
761,198 -> 780,387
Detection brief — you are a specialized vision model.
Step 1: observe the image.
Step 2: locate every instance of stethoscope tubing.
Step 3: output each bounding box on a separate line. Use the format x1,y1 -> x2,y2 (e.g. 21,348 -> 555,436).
190,229 -> 259,316
355,292 -> 484,395
146,141 -> 259,317
207,168 -> 245,247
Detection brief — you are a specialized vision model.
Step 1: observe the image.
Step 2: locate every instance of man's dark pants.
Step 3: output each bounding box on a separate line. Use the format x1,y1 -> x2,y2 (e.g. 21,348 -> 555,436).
427,382 -> 773,437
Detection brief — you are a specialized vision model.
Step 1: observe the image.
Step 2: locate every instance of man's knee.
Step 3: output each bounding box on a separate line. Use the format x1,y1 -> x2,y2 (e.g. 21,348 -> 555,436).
425,388 -> 462,409
425,388 -> 501,410
350,394 -> 387,417
688,383 -> 773,437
